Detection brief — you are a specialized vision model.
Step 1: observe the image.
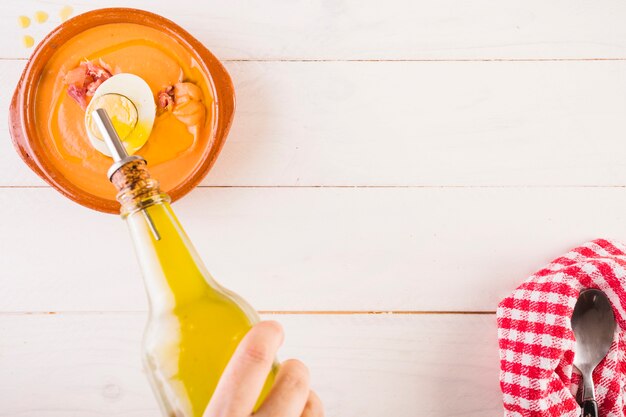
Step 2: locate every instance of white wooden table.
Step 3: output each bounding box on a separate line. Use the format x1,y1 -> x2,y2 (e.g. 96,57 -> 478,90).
3,1 -> 626,415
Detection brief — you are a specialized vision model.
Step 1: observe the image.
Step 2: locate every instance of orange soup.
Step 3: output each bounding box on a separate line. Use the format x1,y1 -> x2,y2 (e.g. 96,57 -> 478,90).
34,23 -> 215,200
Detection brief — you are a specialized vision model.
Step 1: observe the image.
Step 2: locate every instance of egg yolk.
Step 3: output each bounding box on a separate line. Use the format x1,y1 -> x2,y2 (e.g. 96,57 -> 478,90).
86,93 -> 138,142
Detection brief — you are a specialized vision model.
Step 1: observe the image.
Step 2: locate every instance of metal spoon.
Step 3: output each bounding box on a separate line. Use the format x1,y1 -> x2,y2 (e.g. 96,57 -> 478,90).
572,289 -> 616,417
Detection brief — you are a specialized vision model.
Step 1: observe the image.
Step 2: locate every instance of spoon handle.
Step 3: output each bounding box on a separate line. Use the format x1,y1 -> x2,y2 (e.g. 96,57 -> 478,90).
581,399 -> 598,417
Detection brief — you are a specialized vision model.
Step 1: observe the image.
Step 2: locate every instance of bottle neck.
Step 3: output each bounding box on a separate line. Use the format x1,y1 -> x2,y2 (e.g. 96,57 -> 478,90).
111,160 -> 216,312
111,159 -> 170,217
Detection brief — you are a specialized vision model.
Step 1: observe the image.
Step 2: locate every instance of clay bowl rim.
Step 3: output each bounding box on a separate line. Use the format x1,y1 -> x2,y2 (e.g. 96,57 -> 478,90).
9,7 -> 235,214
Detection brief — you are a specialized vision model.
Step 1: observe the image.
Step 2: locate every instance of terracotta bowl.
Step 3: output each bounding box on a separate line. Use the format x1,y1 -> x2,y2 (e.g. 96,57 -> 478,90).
9,8 -> 235,214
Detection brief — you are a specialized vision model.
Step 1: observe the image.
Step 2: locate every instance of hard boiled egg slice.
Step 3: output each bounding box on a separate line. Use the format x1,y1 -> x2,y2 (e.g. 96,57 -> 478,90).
85,73 -> 156,157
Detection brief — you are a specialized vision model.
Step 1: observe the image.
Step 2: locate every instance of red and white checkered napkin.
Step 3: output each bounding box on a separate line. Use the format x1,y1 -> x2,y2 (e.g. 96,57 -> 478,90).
497,239 -> 626,417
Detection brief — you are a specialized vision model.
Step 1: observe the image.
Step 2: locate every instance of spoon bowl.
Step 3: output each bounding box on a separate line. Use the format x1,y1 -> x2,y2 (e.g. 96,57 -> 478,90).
572,289 -> 616,417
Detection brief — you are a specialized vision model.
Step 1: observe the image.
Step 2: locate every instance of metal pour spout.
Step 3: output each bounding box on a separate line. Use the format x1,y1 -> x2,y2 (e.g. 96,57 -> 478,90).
91,108 -> 161,241
91,108 -> 145,180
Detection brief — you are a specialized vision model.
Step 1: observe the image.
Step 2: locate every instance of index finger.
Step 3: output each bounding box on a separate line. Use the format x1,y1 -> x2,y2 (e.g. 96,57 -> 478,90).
204,321 -> 283,417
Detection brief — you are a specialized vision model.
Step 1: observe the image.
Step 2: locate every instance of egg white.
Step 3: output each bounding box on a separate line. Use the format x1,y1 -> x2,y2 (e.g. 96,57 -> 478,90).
85,73 -> 156,157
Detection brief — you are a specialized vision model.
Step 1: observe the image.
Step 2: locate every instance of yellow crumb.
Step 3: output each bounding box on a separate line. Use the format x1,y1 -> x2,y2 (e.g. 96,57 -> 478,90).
59,5 -> 73,22
34,11 -> 48,24
18,15 -> 30,28
22,35 -> 34,48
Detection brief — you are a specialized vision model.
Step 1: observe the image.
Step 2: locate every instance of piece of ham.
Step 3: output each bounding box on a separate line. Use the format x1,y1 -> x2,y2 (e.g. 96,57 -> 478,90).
157,82 -> 206,131
86,77 -> 106,97
85,60 -> 111,82
157,85 -> 175,111
63,60 -> 112,109
63,66 -> 88,87
66,84 -> 88,109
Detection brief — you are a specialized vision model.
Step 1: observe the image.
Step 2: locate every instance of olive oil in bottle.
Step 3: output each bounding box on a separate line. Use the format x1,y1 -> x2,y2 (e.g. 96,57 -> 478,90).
93,109 -> 275,417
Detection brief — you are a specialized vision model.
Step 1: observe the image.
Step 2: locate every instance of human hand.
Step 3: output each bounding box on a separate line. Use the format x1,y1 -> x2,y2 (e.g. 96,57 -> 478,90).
204,321 -> 324,417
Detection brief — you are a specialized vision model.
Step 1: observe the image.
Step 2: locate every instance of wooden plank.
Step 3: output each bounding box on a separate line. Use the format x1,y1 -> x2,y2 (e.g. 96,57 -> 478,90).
1,187 -> 624,312
0,312 -> 501,417
5,59 -> 626,187
4,0 -> 626,60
